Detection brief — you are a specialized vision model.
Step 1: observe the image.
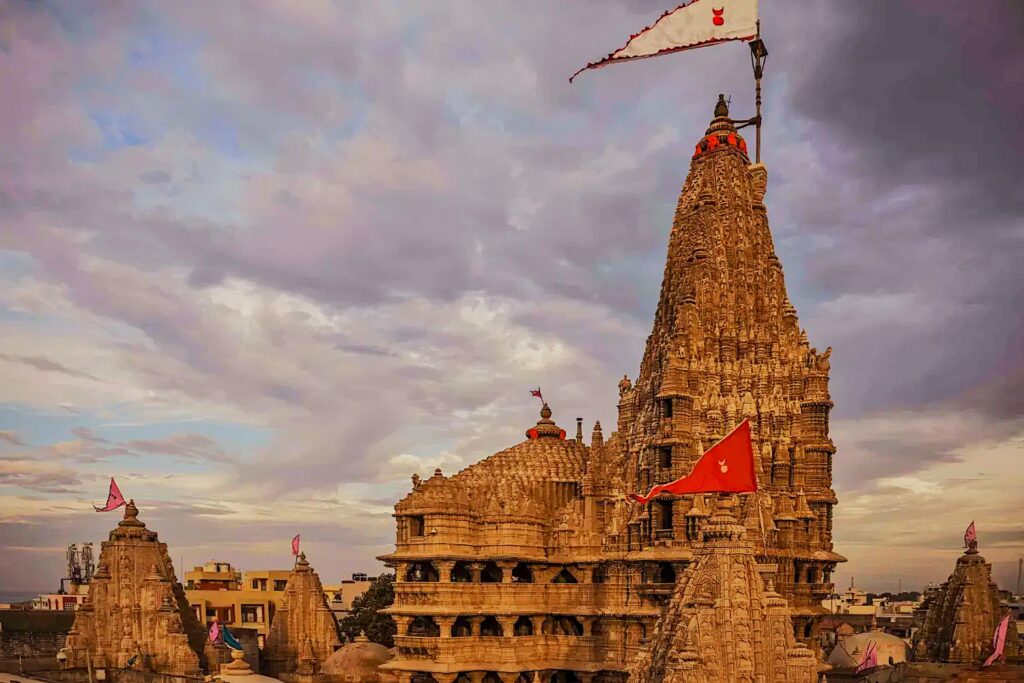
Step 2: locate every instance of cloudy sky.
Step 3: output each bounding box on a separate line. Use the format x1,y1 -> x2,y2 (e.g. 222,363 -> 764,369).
1,1 -> 1022,595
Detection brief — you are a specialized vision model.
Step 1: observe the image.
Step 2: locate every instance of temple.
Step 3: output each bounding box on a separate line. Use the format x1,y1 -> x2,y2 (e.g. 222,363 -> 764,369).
913,539 -> 1021,665
64,500 -> 214,676
264,552 -> 343,677
380,94 -> 843,683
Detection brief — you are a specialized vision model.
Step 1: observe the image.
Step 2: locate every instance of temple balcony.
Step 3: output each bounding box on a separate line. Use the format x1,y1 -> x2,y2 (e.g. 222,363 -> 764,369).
390,635 -> 635,671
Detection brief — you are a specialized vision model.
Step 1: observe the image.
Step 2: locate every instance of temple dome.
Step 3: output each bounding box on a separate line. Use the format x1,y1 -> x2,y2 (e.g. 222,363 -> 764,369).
827,630 -> 908,669
321,638 -> 396,682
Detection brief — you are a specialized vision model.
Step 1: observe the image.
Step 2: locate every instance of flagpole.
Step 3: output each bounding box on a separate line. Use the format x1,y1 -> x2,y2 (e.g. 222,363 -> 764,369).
746,20 -> 768,164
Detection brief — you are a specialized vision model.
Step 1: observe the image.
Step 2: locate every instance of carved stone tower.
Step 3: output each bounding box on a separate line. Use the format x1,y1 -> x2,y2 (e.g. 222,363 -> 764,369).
629,496 -> 817,683
913,541 -> 1022,664
264,552 -> 342,676
64,500 -> 212,675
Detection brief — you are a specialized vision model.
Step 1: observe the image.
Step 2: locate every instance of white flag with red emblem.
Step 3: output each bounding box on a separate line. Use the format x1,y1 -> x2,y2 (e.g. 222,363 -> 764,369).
571,0 -> 758,82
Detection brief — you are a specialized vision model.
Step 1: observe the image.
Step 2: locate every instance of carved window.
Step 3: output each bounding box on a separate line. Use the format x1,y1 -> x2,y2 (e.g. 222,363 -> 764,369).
511,563 -> 534,583
452,617 -> 473,637
480,616 -> 503,637
658,446 -> 672,469
656,562 -> 676,584
408,616 -> 440,637
661,399 -> 673,419
409,515 -> 425,538
450,562 -> 473,583
480,562 -> 502,583
513,616 -> 533,636
241,604 -> 262,623
657,500 -> 673,530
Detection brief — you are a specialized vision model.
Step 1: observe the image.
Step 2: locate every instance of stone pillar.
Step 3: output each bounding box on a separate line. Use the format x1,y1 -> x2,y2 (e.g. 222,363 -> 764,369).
394,562 -> 409,582
393,615 -> 412,636
497,561 -> 517,583
529,616 -> 544,635
578,563 -> 596,583
497,616 -> 517,637
468,616 -> 484,635
436,616 -> 456,638
579,616 -> 595,636
470,562 -> 486,583
496,673 -> 519,683
435,560 -> 455,582
468,672 -> 485,683
396,672 -> 414,683
578,673 -> 597,683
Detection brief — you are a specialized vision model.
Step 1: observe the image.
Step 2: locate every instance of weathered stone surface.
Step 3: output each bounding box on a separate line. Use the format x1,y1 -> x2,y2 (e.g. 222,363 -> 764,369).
64,501 -> 212,676
913,542 -> 1021,665
264,553 -> 341,676
629,496 -> 817,683
379,95 -> 843,682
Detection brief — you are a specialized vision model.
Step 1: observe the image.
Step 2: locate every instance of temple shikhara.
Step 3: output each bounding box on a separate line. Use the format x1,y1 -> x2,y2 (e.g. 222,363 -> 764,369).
913,538 -> 1022,665
264,552 -> 343,677
380,95 -> 843,683
64,500 -> 215,676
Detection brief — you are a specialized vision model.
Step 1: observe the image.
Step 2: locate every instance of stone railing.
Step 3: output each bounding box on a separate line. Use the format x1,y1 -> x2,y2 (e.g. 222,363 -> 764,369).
392,582 -> 606,613
393,635 -> 633,670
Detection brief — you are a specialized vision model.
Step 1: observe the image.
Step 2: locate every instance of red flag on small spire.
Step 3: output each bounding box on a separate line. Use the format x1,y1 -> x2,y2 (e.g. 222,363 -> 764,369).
291,533 -> 301,556
94,478 -> 126,512
530,387 -> 543,402
964,520 -> 977,548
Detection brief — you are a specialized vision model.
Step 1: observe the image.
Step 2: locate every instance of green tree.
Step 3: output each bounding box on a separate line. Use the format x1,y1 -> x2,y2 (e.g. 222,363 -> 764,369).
338,573 -> 396,647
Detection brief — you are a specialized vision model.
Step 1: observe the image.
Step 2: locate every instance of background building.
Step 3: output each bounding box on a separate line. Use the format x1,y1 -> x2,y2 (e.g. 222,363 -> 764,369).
184,561 -> 292,648
322,573 -> 377,620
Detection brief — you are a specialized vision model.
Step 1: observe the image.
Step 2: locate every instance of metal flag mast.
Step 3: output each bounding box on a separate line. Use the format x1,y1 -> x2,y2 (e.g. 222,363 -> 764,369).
732,20 -> 768,163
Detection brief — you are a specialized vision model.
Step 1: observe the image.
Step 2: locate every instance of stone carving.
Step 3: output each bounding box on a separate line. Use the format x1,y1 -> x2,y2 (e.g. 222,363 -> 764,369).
913,541 -> 1021,664
64,500 -> 212,675
379,96 -> 842,682
264,552 -> 342,676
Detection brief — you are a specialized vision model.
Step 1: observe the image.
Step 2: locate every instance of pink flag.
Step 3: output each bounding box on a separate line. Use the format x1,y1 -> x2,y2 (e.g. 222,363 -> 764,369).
983,613 -> 1011,667
854,641 -> 877,673
530,387 -> 543,402
208,619 -> 220,643
291,533 -> 301,556
964,520 -> 977,548
93,478 -> 126,512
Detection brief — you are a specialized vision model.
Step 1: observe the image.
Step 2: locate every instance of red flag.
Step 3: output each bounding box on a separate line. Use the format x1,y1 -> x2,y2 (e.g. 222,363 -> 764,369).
983,613 -> 1011,667
629,420 -> 757,504
530,387 -> 543,402
854,640 -> 878,673
94,477 -> 126,512
291,533 -> 301,556
964,520 -> 977,548
208,619 -> 220,643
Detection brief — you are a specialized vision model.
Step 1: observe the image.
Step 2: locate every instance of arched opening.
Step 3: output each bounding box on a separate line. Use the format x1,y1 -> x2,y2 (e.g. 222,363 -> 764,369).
551,568 -> 578,584
542,615 -> 584,636
454,675 -> 471,683
451,562 -> 473,583
803,621 -> 813,639
806,567 -> 817,584
452,617 -> 473,637
480,616 -> 503,637
656,562 -> 676,584
512,563 -> 534,583
482,673 -> 502,683
480,561 -> 502,583
550,672 -> 581,683
411,674 -> 437,683
405,562 -> 439,583
514,616 -> 534,636
408,616 -> 440,637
